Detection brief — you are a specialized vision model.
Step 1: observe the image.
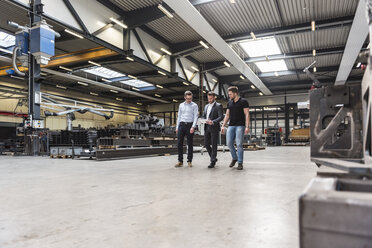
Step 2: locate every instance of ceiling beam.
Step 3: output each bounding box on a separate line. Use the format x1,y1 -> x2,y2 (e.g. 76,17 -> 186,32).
201,47 -> 353,73
335,0 -> 369,85
164,0 -> 272,95
218,66 -> 342,83
173,16 -> 354,57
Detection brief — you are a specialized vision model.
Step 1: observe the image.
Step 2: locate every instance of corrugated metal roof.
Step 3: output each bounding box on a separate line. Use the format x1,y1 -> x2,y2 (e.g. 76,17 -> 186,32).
108,62 -> 154,75
146,14 -> 202,43
262,74 -> 299,83
278,0 -> 358,26
190,47 -> 225,62
109,0 -> 160,11
276,26 -> 351,53
55,39 -> 98,53
291,53 -> 343,68
197,0 -> 282,37
0,1 -> 28,34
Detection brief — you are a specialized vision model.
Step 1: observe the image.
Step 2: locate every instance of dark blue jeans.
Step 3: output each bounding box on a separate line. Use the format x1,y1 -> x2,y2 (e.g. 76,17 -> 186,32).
177,123 -> 194,162
227,126 -> 245,164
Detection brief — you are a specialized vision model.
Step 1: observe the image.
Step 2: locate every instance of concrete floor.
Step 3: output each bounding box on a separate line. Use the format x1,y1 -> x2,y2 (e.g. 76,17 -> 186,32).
0,146 -> 317,248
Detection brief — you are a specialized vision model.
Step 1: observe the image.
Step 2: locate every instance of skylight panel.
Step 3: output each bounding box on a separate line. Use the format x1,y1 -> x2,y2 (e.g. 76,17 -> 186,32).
120,79 -> 153,88
82,66 -> 125,79
255,60 -> 288,73
239,37 -> 281,57
0,31 -> 15,48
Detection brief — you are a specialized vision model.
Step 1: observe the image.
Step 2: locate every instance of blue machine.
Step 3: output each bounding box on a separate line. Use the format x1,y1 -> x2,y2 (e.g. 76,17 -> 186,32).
29,22 -> 55,65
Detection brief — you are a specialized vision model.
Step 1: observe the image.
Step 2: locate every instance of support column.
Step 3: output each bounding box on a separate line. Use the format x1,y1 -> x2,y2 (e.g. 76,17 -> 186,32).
284,96 -> 290,143
123,29 -> 130,51
262,107 -> 265,135
27,0 -> 43,156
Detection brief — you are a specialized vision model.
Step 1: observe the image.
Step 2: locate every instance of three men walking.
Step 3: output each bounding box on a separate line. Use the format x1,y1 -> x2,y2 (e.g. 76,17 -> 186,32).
176,87 -> 249,170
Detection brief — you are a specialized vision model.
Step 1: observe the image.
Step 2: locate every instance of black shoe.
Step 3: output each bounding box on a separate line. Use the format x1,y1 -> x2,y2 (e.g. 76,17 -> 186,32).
215,158 -> 218,162
208,163 -> 215,168
229,160 -> 238,168
237,163 -> 243,170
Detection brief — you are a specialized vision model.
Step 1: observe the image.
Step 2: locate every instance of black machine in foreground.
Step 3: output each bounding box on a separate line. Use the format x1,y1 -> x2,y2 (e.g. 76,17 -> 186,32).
299,2 -> 372,246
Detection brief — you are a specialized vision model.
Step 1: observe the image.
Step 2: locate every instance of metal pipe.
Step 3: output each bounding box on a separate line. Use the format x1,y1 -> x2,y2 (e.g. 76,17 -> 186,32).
12,47 -> 26,77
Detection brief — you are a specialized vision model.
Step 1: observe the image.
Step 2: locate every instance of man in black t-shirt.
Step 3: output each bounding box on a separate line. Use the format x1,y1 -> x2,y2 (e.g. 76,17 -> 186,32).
221,86 -> 250,170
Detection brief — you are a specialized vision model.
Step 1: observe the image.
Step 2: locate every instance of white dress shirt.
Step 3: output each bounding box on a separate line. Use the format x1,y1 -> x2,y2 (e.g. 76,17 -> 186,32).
206,101 -> 216,119
177,101 -> 199,128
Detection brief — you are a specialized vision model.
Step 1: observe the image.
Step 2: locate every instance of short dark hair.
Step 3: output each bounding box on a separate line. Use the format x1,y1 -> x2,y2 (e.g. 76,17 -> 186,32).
228,86 -> 239,94
184,90 -> 193,97
207,91 -> 216,97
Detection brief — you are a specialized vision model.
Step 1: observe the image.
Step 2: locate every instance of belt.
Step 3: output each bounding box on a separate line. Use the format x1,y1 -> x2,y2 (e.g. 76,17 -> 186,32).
180,122 -> 193,125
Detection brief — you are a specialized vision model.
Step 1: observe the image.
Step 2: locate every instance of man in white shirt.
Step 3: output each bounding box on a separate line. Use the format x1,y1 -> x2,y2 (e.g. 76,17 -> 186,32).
175,91 -> 199,168
202,91 -> 224,168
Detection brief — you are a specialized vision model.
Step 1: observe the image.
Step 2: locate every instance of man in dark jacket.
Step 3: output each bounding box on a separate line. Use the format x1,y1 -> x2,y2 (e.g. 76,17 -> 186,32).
202,91 -> 224,168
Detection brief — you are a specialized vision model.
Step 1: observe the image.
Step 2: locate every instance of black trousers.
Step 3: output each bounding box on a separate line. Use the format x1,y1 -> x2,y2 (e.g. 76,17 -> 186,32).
204,128 -> 219,163
177,123 -> 194,162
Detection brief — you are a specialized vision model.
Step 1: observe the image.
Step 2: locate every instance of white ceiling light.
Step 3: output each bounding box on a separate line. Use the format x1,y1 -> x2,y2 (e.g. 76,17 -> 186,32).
212,78 -> 217,82
126,56 -> 134,61
102,78 -> 112,83
158,4 -> 174,18
56,85 -> 67,89
251,85 -> 255,89
274,71 -> 279,77
109,17 -> 128,29
357,62 -> 361,68
90,92 -> 98,96
128,75 -> 137,79
172,99 -> 178,103
110,89 -> 119,93
77,81 -> 88,86
65,29 -> 84,39
255,60 -> 288,72
240,75 -> 244,79
160,48 -> 172,55
239,37 -> 281,57
158,70 -> 167,76
191,65 -> 199,71
199,40 -> 209,49
183,82 -> 190,86
224,61 -> 231,67
155,94 -> 161,97
59,66 -> 73,72
313,67 -> 317,72
88,61 -> 101,67
311,21 -> 315,31
312,49 -> 316,56
259,92 -> 263,96
250,31 -> 257,40
156,84 -> 164,89
116,98 -> 123,101
137,102 -> 143,105
132,87 -> 140,91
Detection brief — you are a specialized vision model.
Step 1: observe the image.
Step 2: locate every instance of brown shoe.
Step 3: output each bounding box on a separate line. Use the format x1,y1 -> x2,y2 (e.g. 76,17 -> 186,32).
229,160 -> 238,168
175,162 -> 183,168
188,162 -> 192,167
